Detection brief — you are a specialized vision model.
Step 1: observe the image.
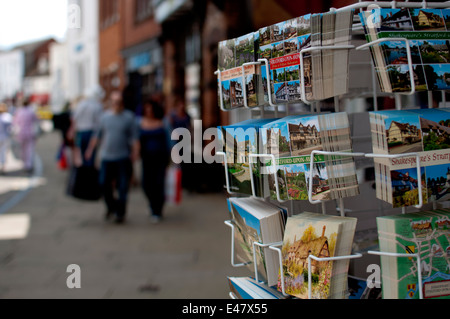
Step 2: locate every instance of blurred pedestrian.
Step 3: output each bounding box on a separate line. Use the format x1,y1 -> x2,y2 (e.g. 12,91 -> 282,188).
53,101 -> 73,147
71,86 -> 104,167
168,96 -> 191,191
139,99 -> 171,223
12,98 -> 39,174
85,91 -> 139,224
169,96 -> 191,131
52,101 -> 74,169
0,103 -> 12,174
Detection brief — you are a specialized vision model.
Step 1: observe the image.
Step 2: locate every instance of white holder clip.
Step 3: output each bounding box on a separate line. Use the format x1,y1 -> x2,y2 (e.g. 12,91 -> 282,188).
214,69 -> 231,112
257,58 -> 278,109
308,150 -> 366,207
356,38 -> 416,96
368,250 -> 423,299
268,243 -> 290,297
224,220 -> 252,268
241,61 -> 263,110
307,253 -> 363,299
269,242 -> 362,299
365,152 -> 423,209
300,45 -> 355,106
249,153 -> 288,203
216,151 -> 238,195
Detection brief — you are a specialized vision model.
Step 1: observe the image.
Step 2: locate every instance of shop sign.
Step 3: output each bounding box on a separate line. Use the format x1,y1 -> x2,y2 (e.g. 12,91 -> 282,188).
128,52 -> 151,71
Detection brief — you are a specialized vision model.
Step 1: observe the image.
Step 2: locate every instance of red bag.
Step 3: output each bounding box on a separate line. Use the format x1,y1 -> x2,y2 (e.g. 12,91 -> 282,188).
165,164 -> 182,205
58,147 -> 68,170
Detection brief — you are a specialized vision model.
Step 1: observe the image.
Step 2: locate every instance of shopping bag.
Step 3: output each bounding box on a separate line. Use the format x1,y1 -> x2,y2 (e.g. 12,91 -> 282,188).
66,166 -> 102,201
165,164 -> 182,206
58,147 -> 68,170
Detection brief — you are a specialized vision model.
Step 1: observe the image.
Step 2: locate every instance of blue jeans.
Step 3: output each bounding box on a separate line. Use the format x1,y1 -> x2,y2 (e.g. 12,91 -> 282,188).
76,130 -> 96,167
99,158 -> 132,218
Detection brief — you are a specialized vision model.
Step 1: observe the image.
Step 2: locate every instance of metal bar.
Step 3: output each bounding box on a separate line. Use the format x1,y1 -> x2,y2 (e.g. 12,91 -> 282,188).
368,250 -> 423,299
308,150 -> 366,205
216,151 -> 237,195
258,58 -> 277,108
308,253 -> 363,299
268,243 -> 290,297
300,45 -> 355,106
241,61 -> 262,110
224,220 -> 251,268
214,70 -> 229,112
249,154 -> 288,203
365,152 -> 423,209
253,241 -> 274,283
357,38 -> 416,96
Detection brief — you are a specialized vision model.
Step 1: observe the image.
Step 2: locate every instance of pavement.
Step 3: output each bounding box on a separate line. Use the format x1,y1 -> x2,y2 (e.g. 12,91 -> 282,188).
0,131 -> 247,299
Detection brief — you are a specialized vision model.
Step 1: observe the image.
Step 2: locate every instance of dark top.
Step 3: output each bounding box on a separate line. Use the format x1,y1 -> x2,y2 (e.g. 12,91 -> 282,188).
139,126 -> 170,162
171,112 -> 191,130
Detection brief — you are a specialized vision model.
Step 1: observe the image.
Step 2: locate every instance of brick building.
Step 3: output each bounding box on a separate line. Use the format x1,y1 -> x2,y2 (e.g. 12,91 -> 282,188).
99,0 -> 125,102
98,0 -> 356,120
153,0 -> 355,128
99,0 -> 163,113
121,0 -> 163,114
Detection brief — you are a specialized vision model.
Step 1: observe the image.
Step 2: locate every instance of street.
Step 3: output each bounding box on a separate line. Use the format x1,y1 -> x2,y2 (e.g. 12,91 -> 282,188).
0,131 -> 246,299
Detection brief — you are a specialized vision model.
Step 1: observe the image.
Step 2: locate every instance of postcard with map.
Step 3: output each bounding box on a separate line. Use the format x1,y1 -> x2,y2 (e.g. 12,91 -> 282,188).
377,209 -> 450,299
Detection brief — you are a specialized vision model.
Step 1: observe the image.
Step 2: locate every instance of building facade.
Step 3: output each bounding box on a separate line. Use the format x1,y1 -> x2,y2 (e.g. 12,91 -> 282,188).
99,0 -> 124,101
16,38 -> 56,106
67,0 -> 100,102
0,49 -> 24,102
121,0 -> 163,113
49,41 -> 70,113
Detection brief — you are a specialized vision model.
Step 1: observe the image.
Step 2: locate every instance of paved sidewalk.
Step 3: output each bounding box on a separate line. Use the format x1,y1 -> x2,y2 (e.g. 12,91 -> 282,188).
0,132 -> 246,299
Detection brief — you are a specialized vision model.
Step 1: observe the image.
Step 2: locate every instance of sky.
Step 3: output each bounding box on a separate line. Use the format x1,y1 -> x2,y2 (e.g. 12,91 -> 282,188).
0,0 -> 68,50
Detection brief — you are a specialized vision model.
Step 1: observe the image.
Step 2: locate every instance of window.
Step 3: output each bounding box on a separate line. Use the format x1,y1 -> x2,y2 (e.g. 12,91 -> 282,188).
185,26 -> 201,64
100,0 -> 119,29
135,0 -> 153,23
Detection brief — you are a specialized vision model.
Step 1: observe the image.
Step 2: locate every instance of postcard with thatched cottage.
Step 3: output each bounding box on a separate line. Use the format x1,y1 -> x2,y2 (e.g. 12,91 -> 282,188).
280,214 -> 341,299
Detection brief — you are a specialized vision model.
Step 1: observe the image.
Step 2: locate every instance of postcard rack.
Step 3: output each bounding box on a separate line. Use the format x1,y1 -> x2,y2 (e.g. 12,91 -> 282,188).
224,221 -> 425,299
218,0 -> 450,300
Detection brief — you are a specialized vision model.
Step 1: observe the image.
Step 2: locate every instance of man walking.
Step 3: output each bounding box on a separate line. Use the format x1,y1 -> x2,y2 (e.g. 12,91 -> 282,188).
85,91 -> 139,224
71,86 -> 104,167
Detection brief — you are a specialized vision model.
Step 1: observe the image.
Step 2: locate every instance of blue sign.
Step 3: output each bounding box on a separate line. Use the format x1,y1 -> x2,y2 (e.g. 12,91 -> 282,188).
128,52 -> 151,71
75,43 -> 84,53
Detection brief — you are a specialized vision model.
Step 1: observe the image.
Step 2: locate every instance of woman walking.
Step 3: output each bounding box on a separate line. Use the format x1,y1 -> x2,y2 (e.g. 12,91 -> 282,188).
139,99 -> 171,223
13,99 -> 39,174
0,103 -> 12,174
